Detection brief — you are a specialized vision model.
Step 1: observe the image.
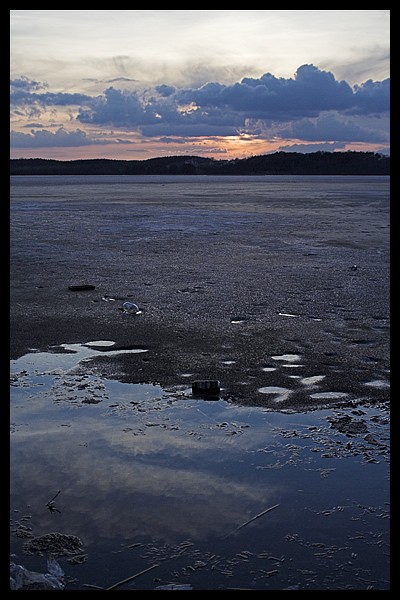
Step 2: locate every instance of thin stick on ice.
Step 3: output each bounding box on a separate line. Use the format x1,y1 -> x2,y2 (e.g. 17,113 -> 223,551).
223,504 -> 280,538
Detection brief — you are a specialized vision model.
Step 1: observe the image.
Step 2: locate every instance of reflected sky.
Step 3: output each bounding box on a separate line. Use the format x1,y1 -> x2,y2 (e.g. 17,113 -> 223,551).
11,344 -> 283,544
11,381 -> 282,544
10,342 -> 390,589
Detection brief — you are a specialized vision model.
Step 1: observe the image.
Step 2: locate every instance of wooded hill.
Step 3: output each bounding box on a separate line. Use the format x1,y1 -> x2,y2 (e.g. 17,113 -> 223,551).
10,151 -> 389,176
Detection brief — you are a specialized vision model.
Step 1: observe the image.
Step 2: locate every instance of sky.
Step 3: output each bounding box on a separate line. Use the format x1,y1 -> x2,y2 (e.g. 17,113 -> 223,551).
10,10 -> 390,161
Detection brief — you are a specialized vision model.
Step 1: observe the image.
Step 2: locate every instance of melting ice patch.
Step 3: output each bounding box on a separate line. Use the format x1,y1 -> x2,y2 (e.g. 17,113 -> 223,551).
258,386 -> 292,402
271,354 -> 304,368
300,375 -> 326,386
364,379 -> 390,389
310,391 -> 348,400
271,354 -> 301,363
10,341 -> 148,375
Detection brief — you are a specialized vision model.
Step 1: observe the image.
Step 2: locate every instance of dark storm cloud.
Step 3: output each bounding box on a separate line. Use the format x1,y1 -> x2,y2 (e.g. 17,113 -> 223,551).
179,65 -> 390,120
177,65 -> 355,120
350,78 -> 390,114
280,114 -> 389,143
76,86 -> 242,136
11,66 -> 390,142
75,65 -> 389,135
77,87 -> 158,127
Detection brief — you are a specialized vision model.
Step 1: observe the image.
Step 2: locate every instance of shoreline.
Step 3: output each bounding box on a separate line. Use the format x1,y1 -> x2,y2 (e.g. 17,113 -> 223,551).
10,151 -> 390,176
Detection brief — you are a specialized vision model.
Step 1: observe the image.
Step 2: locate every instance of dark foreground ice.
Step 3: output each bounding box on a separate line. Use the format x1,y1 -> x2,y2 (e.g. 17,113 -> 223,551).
10,175 -> 390,589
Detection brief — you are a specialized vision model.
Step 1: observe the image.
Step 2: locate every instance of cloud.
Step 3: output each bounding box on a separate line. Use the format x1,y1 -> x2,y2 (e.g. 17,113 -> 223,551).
155,84 -> 176,97
11,89 -> 92,107
323,46 -> 390,87
188,64 -> 390,121
159,136 -> 188,144
10,65 -> 390,146
75,65 -> 389,135
350,78 -> 390,115
10,76 -> 46,91
179,65 -> 355,121
10,78 -> 92,106
77,86 -> 242,137
279,113 -> 389,143
277,142 -> 346,153
10,127 -> 112,148
77,87 -> 157,127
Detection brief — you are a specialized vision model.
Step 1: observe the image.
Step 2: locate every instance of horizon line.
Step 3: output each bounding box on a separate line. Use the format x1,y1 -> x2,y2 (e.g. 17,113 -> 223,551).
10,149 -> 390,163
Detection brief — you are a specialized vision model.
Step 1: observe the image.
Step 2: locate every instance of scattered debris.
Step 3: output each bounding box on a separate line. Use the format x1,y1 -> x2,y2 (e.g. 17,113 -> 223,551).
328,415 -> 368,435
68,284 -> 95,291
122,302 -> 140,314
46,490 -> 61,514
102,295 -> 125,302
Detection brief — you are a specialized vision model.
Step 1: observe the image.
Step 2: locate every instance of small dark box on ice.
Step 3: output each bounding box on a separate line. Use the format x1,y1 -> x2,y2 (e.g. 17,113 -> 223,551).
192,380 -> 221,396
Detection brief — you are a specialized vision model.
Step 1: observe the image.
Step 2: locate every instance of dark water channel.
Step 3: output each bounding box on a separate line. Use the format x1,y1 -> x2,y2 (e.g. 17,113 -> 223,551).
10,341 -> 389,590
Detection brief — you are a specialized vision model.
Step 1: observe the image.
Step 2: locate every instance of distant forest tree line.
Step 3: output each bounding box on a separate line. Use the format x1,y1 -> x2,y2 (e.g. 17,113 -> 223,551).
10,151 -> 389,176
